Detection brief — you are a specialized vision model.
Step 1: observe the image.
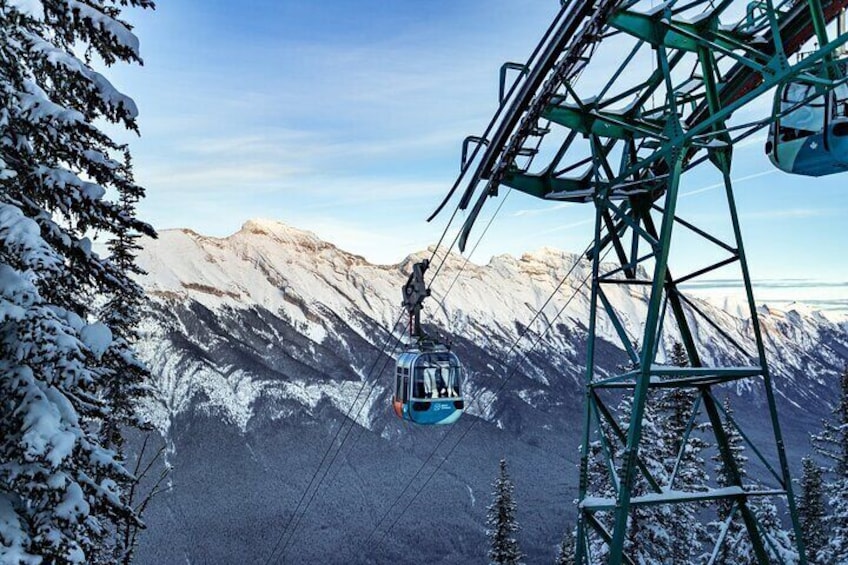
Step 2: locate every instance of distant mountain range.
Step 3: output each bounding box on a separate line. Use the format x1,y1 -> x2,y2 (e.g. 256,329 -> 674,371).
131,219 -> 848,564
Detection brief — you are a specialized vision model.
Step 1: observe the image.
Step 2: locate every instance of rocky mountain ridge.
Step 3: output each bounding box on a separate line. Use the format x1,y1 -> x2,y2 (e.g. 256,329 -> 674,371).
131,218 -> 847,564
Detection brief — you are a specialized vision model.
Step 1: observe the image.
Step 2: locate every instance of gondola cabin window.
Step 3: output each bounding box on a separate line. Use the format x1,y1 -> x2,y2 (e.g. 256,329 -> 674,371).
778,83 -> 825,141
412,353 -> 461,400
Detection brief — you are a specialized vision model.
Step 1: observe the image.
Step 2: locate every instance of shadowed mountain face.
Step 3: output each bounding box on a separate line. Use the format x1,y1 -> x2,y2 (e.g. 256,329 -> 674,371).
131,219 -> 847,564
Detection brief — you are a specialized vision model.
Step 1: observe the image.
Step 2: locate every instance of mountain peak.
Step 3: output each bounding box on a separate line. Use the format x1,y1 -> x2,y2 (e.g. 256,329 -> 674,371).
238,218 -> 316,239
234,218 -> 345,256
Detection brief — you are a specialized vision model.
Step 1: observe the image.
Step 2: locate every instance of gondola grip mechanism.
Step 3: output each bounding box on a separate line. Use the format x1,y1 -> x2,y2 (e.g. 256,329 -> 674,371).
401,260 -> 430,338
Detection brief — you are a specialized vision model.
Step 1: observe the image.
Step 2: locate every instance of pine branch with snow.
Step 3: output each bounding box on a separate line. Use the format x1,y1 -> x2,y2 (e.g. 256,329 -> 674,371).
585,389 -> 676,564
618,394 -> 675,563
555,528 -> 575,564
708,399 -> 797,564
655,341 -> 709,563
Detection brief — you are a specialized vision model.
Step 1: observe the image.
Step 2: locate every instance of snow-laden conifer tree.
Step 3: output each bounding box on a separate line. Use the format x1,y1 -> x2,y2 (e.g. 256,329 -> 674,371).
555,528 -> 575,565
0,1 -> 155,562
618,395 -> 674,564
587,392 -> 674,564
710,399 -> 797,564
100,149 -> 150,439
811,364 -> 848,563
583,342 -> 677,563
585,439 -> 614,562
709,398 -> 749,564
797,457 -> 827,564
487,459 -> 524,565
655,341 -> 708,563
97,148 -> 157,563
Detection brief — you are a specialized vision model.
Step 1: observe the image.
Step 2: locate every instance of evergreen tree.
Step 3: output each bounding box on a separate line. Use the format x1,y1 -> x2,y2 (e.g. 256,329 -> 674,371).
797,457 -> 827,564
587,393 -> 674,563
0,1 -> 155,562
97,149 -> 157,563
586,341 -> 676,563
656,341 -> 708,563
555,529 -> 575,564
97,149 -> 150,442
585,438 -> 615,563
811,364 -> 848,563
710,398 -> 756,565
662,342 -> 694,459
619,394 -> 673,563
487,459 -> 524,565
710,399 -> 796,564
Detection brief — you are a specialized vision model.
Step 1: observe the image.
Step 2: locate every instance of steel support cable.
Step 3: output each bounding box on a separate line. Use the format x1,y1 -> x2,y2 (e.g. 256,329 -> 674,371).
428,31 -> 594,296
423,1 -> 593,288
321,190 -> 518,505
279,4 -> 676,556
317,200 -> 520,533
276,333 -> 405,563
358,239 -> 600,558
426,0 -> 612,291
456,0 -> 625,252
274,17 -> 576,548
262,309 -> 406,565
425,2 -> 599,292
367,246 -> 609,558
273,342 -> 404,564
423,0 -> 571,281
426,2 -> 573,224
326,192 -> 523,511
433,190 -> 513,323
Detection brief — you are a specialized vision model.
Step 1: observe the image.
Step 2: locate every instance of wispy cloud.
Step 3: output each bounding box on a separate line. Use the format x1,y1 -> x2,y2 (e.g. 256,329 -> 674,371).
139,162 -> 307,193
511,202 -> 574,217
681,169 -> 777,198
743,208 -> 842,220
681,279 -> 848,290
528,218 -> 596,237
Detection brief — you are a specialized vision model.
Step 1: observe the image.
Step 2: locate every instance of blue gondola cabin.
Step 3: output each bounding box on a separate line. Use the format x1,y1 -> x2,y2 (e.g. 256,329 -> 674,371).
394,346 -> 464,425
767,69 -> 848,176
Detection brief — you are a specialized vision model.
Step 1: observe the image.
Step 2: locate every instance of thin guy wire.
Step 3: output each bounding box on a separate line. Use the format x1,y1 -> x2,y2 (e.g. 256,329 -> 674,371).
276,331 -> 405,562
370,248 -> 607,556
262,309 -> 405,564
360,240 -> 599,556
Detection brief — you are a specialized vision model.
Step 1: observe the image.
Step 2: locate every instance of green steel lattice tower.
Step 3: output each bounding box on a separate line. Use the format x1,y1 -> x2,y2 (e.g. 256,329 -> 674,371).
436,0 -> 848,562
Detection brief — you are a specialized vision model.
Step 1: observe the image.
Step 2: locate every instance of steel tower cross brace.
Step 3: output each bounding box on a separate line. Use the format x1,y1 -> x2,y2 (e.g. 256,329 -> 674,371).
435,0 -> 848,563
576,144 -> 790,563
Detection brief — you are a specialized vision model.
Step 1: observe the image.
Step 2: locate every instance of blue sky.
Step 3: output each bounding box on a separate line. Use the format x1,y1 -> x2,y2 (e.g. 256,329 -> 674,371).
110,1 -> 846,312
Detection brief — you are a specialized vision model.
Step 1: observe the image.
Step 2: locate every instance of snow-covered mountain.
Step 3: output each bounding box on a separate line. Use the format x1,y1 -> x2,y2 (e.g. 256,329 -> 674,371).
132,219 -> 847,564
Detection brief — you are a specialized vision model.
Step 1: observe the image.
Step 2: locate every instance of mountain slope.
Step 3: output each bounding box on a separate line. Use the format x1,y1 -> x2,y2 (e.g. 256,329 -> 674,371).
132,219 -> 847,564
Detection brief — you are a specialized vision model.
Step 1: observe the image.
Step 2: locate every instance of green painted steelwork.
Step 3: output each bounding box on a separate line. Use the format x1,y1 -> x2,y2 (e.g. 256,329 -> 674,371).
431,0 -> 848,562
